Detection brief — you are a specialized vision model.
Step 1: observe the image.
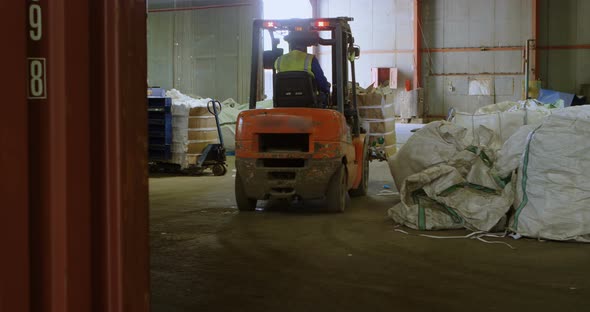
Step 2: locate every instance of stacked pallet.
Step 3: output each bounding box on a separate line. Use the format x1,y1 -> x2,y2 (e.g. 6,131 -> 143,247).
148,96 -> 173,161
398,88 -> 424,119
170,104 -> 190,168
355,86 -> 397,157
188,107 -> 219,154
167,89 -> 219,169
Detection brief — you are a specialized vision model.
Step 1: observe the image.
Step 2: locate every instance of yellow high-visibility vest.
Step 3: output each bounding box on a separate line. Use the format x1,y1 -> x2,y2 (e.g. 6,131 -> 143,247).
274,50 -> 315,77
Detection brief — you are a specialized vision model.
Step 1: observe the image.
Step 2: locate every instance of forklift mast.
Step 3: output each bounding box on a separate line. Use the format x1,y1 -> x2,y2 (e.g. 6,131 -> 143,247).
249,17 -> 361,136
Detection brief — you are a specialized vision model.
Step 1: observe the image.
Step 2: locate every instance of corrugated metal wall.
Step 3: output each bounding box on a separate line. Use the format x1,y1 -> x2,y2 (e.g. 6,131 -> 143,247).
421,0 -> 532,115
148,2 -> 262,103
316,0 -> 416,89
316,0 -> 534,115
538,0 -> 590,94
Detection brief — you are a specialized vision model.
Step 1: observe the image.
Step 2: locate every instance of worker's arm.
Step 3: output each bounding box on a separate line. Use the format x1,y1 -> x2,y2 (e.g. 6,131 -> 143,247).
311,57 -> 331,94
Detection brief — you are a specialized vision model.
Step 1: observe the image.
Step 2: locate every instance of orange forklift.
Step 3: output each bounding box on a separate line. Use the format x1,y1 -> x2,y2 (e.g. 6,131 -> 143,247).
234,17 -> 368,212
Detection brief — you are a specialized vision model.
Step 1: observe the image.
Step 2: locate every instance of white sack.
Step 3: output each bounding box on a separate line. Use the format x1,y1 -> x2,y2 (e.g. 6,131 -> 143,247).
388,120 -> 515,231
551,106 -> 590,119
389,164 -> 513,231
170,104 -> 190,168
493,125 -> 538,179
511,113 -> 590,242
453,101 -> 550,145
389,121 -> 467,191
389,165 -> 466,230
221,125 -> 236,152
166,89 -> 212,108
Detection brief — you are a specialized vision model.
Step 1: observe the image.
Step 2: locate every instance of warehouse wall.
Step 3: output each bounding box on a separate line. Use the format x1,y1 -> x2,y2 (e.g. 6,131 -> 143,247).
316,0 -> 536,115
538,0 -> 590,95
316,0 -> 416,89
421,0 -> 532,115
147,1 -> 262,103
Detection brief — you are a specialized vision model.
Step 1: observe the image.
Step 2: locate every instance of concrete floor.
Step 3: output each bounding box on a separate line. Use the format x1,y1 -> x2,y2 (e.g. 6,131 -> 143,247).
150,157 -> 590,312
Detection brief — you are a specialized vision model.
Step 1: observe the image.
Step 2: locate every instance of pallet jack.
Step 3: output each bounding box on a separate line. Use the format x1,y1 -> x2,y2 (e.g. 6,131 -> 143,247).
187,100 -> 228,176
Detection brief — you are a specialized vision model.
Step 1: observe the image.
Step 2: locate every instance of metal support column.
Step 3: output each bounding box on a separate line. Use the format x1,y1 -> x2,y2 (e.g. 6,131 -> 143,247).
413,0 -> 422,89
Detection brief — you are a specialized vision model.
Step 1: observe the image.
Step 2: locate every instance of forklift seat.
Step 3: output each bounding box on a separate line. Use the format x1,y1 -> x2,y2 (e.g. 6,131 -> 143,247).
273,71 -> 319,108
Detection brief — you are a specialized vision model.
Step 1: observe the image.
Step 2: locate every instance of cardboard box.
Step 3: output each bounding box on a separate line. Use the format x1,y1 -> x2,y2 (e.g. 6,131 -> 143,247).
188,129 -> 218,141
399,88 -> 424,119
358,92 -> 395,107
189,107 -> 211,116
363,119 -> 395,134
359,104 -> 395,119
188,116 -> 217,129
188,141 -> 216,154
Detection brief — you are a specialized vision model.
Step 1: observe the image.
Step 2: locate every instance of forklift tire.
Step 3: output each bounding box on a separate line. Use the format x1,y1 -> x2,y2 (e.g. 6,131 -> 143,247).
235,172 -> 257,211
212,164 -> 226,176
349,138 -> 369,197
325,165 -> 347,212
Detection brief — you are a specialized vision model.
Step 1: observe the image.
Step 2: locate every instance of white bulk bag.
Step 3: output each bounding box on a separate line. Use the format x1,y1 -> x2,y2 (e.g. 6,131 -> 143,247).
453,101 -> 549,145
511,113 -> 590,242
389,121 -> 467,191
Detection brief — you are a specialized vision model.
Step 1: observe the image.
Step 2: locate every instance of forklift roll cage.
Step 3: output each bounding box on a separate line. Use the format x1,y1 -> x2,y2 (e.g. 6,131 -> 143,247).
248,17 -> 361,136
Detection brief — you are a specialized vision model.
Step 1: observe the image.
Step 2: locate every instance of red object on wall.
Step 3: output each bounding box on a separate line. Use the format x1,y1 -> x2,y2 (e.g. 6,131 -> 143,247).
1,1 -> 149,311
372,67 -> 398,89
405,80 -> 412,91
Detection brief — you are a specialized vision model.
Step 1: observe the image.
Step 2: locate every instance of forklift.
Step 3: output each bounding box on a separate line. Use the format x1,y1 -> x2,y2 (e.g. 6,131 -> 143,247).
234,17 -> 368,212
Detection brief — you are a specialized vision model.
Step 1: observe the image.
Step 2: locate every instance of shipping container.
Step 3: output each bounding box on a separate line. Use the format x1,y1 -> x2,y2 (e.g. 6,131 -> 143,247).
1,1 -> 149,311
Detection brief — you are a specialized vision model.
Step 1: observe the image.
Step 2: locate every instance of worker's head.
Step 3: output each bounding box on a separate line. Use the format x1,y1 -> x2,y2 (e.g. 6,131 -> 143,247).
285,31 -> 319,52
291,42 -> 307,52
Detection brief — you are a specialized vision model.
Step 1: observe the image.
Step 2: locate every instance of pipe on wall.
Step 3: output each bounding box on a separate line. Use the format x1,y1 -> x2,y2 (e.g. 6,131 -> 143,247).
532,0 -> 539,80
322,45 -> 590,56
413,0 -> 422,89
148,2 -> 251,13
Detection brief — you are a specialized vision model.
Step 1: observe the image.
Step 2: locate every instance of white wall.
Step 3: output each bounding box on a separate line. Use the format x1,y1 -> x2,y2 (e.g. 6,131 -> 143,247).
421,0 -> 533,115
317,0 -> 533,115
316,0 -> 415,89
147,1 -> 262,103
147,0 -> 590,111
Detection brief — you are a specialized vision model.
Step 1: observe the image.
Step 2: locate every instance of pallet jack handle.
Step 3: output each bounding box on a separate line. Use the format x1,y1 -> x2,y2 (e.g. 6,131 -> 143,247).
207,100 -> 224,147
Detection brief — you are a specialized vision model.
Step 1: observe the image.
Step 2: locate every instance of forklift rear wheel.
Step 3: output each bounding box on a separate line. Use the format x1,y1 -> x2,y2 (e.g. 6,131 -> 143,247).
349,137 -> 369,197
326,165 -> 347,212
212,164 -> 226,176
235,172 -> 257,211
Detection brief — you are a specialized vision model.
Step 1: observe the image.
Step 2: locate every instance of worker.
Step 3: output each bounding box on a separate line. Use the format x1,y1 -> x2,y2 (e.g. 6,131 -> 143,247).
275,32 -> 331,106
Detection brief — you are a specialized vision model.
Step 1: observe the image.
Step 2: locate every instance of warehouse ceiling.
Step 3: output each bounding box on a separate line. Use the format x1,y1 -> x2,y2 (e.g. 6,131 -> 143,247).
148,0 -> 257,9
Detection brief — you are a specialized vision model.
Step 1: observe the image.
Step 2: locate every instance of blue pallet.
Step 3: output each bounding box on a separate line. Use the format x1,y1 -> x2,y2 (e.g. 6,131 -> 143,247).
147,116 -> 172,146
148,87 -> 167,97
148,97 -> 172,109
149,145 -> 172,161
149,125 -> 171,145
147,96 -> 173,161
